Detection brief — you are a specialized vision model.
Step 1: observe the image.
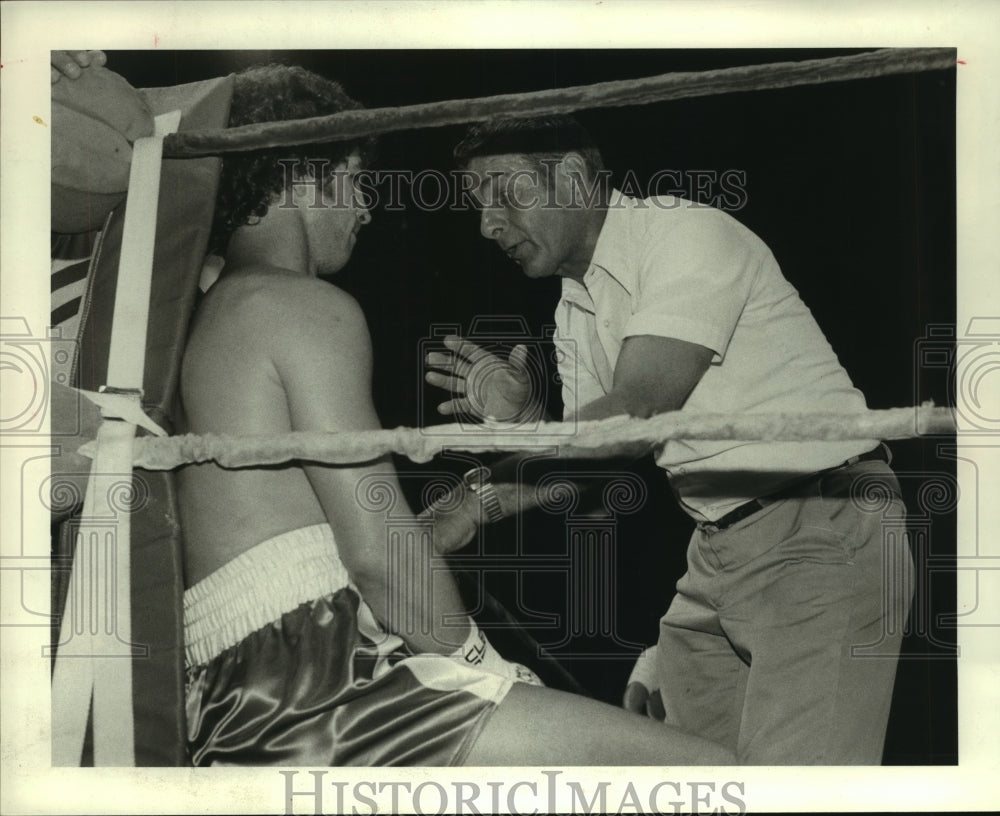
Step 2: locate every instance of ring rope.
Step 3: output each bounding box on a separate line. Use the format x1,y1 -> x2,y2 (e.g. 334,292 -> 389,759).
123,405 -> 956,471
162,48 -> 957,158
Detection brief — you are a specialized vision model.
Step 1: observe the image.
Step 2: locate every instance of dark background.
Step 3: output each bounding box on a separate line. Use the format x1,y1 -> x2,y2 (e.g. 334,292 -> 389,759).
109,48 -> 957,764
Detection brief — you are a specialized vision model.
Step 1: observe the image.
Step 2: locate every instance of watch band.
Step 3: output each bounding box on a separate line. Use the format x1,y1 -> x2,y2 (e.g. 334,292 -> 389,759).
462,466 -> 504,524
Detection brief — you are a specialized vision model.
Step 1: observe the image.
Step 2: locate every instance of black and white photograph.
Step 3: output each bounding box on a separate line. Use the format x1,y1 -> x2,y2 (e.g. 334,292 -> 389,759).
1,2 -> 997,814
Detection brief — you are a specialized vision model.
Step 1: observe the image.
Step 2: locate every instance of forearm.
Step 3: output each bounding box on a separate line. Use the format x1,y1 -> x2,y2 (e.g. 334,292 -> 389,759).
490,447 -> 647,520
351,521 -> 471,656
576,389 -> 667,422
431,337 -> 711,550
308,458 -> 472,655
425,393 -> 656,553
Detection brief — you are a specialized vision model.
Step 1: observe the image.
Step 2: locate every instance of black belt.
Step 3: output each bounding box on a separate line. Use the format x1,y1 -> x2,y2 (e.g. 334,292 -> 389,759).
699,444 -> 891,533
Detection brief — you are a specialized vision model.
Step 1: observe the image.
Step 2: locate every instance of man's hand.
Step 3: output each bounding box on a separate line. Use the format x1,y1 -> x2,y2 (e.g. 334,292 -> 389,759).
424,335 -> 541,423
51,50 -> 107,84
419,485 -> 480,554
622,645 -> 666,720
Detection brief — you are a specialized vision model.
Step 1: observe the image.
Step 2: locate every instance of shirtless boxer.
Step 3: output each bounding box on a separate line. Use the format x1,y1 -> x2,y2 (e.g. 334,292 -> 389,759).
175,64 -> 733,766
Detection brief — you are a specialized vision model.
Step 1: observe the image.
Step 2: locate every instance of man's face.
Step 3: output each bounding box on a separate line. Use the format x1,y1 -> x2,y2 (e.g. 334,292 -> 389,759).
466,153 -> 591,281
301,150 -> 370,276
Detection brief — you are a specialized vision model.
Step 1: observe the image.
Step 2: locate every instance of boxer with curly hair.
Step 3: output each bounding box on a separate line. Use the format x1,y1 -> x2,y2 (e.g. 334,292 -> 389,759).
175,65 -> 733,767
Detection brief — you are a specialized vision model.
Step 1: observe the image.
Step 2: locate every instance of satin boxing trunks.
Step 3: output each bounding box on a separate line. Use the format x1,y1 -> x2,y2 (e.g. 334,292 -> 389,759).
184,524 -> 513,766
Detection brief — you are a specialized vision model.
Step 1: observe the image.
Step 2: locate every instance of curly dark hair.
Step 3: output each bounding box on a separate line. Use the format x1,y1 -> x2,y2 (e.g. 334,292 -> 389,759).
209,64 -> 375,255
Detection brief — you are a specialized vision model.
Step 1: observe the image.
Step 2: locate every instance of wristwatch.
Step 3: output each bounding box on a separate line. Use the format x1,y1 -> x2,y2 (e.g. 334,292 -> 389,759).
462,466 -> 504,524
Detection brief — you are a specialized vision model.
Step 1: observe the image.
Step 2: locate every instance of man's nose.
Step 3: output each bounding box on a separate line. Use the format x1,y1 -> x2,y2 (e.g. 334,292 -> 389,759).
479,207 -> 505,239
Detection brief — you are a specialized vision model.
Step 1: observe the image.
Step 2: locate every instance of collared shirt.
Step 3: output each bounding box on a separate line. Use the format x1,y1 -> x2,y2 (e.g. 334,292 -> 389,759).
553,191 -> 877,522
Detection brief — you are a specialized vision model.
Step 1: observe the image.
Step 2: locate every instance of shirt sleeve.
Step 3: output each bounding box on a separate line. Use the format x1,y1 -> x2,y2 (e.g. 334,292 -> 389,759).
622,207 -> 762,363
554,323 -> 607,421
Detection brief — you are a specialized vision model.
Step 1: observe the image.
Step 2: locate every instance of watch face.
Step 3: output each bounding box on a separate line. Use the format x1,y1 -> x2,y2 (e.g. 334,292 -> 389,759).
465,466 -> 491,489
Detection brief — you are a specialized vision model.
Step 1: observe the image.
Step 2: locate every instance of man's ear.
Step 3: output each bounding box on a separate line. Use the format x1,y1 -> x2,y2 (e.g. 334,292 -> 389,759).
557,153 -> 596,205
560,152 -> 589,177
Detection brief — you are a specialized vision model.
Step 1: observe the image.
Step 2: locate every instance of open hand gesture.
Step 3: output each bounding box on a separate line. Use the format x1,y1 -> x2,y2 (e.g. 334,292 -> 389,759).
424,335 -> 541,423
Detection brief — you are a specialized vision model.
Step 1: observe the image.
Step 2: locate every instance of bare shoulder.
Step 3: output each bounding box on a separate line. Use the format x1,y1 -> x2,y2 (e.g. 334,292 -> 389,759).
198,271 -> 367,345
204,270 -> 363,319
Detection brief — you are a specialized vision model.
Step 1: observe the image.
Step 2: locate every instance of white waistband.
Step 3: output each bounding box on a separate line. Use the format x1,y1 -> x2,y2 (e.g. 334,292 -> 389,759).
184,524 -> 351,667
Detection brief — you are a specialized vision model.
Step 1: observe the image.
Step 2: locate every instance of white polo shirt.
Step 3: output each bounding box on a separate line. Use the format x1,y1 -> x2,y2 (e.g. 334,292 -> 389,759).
553,191 -> 877,523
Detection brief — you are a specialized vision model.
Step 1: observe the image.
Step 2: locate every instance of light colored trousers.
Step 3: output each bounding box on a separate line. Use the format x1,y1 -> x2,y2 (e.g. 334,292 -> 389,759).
657,460 -> 914,764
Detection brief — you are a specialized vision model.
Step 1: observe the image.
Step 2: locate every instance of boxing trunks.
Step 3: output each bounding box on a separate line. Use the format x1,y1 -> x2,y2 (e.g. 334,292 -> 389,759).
184,524 -> 513,766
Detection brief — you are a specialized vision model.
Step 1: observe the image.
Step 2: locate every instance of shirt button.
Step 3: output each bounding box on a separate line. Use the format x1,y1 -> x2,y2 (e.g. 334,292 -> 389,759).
603,320 -> 610,327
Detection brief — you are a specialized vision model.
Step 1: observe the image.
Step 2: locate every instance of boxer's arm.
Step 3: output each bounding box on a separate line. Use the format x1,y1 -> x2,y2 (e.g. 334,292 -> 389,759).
273,278 -> 471,655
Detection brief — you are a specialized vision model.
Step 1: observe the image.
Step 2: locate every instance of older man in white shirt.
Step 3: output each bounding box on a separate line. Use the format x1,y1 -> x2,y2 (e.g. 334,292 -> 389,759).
426,115 -> 913,765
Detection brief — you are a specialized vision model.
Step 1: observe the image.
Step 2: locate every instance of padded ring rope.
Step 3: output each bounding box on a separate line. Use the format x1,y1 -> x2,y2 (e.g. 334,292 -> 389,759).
118,405 -> 956,471
162,48 -> 957,158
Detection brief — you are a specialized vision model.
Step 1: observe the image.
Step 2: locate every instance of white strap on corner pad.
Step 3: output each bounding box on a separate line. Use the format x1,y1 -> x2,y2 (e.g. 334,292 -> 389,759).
50,110 -> 181,768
